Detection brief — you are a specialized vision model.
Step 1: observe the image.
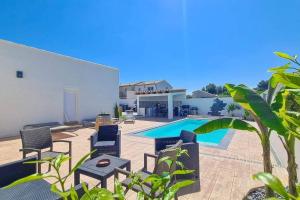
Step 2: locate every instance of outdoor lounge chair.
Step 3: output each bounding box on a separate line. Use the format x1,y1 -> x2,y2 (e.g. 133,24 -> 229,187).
90,125 -> 121,158
124,110 -> 135,123
20,127 -> 72,174
114,141 -> 182,200
0,157 -> 85,200
154,130 -> 200,195
82,118 -> 96,128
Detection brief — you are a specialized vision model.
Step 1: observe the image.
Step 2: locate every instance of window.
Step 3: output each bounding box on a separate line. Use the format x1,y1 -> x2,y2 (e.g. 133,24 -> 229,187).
148,87 -> 154,91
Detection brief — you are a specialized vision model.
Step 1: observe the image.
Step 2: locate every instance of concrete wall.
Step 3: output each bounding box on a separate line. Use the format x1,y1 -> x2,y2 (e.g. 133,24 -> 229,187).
183,97 -> 244,116
0,40 -> 119,138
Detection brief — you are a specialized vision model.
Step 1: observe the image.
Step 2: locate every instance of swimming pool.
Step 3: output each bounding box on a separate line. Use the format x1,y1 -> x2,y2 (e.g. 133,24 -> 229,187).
135,118 -> 230,146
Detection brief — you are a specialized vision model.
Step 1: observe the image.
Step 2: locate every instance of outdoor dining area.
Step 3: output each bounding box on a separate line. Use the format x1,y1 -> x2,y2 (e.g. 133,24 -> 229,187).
0,123 -> 200,199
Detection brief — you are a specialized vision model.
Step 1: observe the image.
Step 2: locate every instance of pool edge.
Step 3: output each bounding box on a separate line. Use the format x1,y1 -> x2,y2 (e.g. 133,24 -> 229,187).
126,117 -> 235,150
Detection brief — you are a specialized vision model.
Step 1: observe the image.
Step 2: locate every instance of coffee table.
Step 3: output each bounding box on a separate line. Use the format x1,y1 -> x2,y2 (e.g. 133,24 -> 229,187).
74,154 -> 131,188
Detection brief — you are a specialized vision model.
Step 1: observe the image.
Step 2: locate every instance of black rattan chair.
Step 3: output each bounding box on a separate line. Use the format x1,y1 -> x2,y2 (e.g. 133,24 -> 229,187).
0,157 -> 85,200
0,157 -> 37,188
114,141 -> 182,200
20,127 -> 72,174
90,125 -> 121,158
154,130 -> 200,195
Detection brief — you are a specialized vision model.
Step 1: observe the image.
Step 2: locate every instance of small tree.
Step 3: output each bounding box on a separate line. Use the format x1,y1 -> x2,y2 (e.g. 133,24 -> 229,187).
216,85 -> 223,94
114,103 -> 120,118
205,83 -> 217,94
256,80 -> 269,91
209,98 -> 227,116
226,103 -> 240,116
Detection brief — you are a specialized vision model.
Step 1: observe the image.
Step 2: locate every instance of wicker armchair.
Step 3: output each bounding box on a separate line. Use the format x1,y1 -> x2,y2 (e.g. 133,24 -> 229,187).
114,141 -> 182,200
154,130 -> 200,195
20,127 -> 72,174
0,157 -> 85,200
0,157 -> 36,188
90,125 -> 121,158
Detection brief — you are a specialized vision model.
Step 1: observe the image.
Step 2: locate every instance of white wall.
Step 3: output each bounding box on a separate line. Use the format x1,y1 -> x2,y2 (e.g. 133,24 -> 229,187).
183,97 -> 244,116
0,40 -> 119,138
270,135 -> 300,179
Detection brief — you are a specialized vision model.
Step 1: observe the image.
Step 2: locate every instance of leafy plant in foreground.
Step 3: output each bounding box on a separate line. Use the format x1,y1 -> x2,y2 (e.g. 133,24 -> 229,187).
194,84 -> 287,198
5,152 -> 93,199
268,51 -> 300,196
5,149 -> 194,200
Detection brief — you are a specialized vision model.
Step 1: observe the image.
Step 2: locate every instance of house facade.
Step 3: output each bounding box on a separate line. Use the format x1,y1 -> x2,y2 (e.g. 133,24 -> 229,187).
0,40 -> 119,138
119,80 -> 172,99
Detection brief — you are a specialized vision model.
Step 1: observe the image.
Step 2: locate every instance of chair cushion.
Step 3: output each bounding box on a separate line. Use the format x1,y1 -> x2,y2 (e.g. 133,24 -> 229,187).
98,125 -> 118,141
94,141 -> 115,147
180,130 -> 196,143
41,151 -> 63,159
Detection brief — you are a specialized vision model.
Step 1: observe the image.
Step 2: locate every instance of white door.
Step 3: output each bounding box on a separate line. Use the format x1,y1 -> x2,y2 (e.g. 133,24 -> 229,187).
64,90 -> 78,122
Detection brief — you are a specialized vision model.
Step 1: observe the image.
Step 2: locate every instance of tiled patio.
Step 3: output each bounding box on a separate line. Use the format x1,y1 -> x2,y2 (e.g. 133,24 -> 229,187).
0,119 -> 288,200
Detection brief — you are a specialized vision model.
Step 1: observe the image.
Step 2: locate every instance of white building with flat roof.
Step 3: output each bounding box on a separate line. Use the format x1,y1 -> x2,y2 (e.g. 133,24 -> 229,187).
0,39 -> 119,138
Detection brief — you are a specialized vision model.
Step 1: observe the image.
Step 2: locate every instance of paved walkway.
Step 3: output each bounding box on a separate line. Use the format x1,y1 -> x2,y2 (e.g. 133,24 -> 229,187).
0,119 -> 288,199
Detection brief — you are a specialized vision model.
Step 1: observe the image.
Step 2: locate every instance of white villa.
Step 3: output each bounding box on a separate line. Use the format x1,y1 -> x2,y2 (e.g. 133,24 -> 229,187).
0,40 -> 119,138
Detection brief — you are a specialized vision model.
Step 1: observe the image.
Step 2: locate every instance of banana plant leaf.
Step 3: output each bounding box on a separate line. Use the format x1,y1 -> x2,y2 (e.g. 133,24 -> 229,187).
225,84 -> 287,136
270,73 -> 300,89
194,118 -> 260,135
272,90 -> 300,138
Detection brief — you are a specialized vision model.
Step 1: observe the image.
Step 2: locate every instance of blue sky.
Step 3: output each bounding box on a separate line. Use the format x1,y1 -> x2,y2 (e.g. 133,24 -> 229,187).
0,0 -> 300,93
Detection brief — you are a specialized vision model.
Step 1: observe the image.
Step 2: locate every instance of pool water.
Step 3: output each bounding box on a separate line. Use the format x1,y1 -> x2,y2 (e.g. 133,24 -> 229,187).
136,118 -> 229,145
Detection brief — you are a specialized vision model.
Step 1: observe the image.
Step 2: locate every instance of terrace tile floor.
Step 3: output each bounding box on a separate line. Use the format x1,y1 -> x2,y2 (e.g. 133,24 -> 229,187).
0,118 -> 288,200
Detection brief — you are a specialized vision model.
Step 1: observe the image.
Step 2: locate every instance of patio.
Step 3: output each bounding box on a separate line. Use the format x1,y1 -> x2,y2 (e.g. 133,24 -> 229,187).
0,118 -> 288,200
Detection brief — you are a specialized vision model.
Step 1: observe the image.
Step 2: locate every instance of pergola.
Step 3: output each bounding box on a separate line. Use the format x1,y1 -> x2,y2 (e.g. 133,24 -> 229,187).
136,89 -> 187,119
